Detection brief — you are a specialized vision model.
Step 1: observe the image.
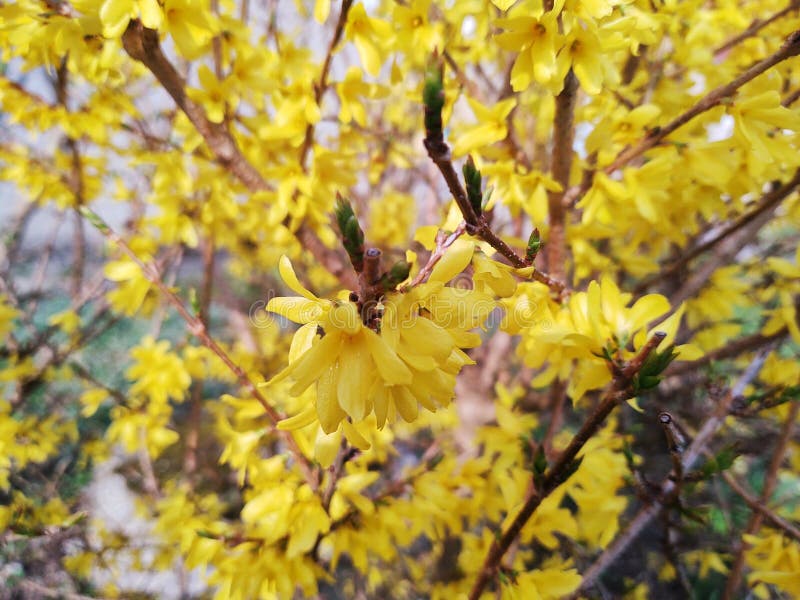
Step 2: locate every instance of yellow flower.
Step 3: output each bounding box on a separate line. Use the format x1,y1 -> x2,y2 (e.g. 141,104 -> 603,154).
344,3 -> 393,77
266,250 -> 491,433
99,0 -> 162,39
0,295 -> 20,339
265,256 -> 411,432
495,4 -> 564,92
452,96 -> 517,157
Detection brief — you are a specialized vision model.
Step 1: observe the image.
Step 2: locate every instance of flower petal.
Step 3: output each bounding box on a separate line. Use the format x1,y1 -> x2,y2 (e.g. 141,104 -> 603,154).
267,297 -> 322,324
278,255 -> 318,301
364,329 -> 412,384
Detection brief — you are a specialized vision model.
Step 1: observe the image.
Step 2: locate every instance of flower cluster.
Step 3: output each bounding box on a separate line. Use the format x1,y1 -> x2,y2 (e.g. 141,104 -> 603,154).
265,252 -> 492,437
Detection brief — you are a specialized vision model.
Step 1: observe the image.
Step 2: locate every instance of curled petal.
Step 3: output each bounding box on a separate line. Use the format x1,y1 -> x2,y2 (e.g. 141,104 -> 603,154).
278,255 -> 319,301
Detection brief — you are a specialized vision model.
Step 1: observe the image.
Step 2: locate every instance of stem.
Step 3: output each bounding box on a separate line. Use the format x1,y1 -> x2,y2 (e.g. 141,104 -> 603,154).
402,223 -> 467,289
605,30 -> 800,175
573,348 -> 773,596
298,0 -> 353,169
184,237 -> 215,477
547,69 -> 577,282
714,2 -> 800,58
468,333 -> 666,600
120,21 -> 356,289
634,169 -> 800,295
81,207 -> 318,488
721,400 -> 800,599
720,470 -> 800,544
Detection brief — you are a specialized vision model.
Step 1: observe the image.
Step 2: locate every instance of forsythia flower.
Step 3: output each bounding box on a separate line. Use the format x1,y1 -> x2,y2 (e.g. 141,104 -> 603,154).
344,3 -> 393,77
507,276 -> 699,400
264,252 -> 490,433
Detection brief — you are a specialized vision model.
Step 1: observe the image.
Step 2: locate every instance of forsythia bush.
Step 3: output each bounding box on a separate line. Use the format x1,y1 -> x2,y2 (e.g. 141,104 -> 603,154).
1,0 -> 799,598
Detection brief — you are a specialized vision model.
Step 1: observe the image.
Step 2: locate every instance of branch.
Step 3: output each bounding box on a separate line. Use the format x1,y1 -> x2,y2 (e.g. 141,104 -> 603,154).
720,470 -> 800,544
714,2 -> 800,58
298,0 -> 353,168
721,399 -> 800,599
402,222 -> 466,289
184,237 -> 215,477
468,333 -> 666,600
573,348 -> 773,596
120,21 -> 356,289
633,169 -> 800,295
79,207 -> 318,488
547,69 -> 578,282
665,328 -> 788,378
605,30 -> 800,175
421,59 -> 568,297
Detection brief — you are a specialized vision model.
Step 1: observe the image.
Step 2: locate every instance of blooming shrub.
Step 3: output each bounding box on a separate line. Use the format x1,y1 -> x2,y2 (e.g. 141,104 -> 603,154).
1,1 -> 799,598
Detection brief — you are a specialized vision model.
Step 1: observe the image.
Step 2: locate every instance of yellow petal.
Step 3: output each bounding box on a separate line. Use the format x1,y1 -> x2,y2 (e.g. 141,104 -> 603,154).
289,332 -> 342,395
372,382 -> 390,429
627,294 -> 670,332
364,329 -> 412,384
317,364 -> 345,434
336,339 -> 373,421
392,387 -> 419,422
137,0 -> 163,30
289,323 -> 320,363
278,255 -> 318,301
277,405 -> 318,430
266,297 -> 323,323
342,419 -> 370,451
315,428 -> 342,467
429,240 -> 474,284
100,0 -> 134,38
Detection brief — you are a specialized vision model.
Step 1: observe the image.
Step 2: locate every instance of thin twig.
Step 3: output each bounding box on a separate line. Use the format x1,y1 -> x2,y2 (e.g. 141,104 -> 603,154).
605,31 -> 800,175
714,2 -> 800,58
120,21 -> 356,289
298,0 -> 353,168
721,399 -> 800,599
573,349 -> 773,596
184,237 -> 215,477
423,137 -> 567,296
720,470 -> 800,543
468,333 -> 666,600
80,207 -> 318,488
633,169 -> 800,295
402,222 -> 467,289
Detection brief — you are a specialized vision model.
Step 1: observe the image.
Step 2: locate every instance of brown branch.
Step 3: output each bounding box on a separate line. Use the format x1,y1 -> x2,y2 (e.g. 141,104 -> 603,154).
605,30 -> 800,175
298,0 -> 353,168
546,69 -> 577,282
714,2 -> 800,58
782,86 -> 800,107
541,379 -> 567,459
120,21 -> 356,289
721,399 -> 800,599
423,134 -> 567,296
573,348 -> 773,596
468,333 -> 666,600
666,328 -> 788,378
633,168 -> 800,296
80,207 -> 318,488
720,470 -> 800,543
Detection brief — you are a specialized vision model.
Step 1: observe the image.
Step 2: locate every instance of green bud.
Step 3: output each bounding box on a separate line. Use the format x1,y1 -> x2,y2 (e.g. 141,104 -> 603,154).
525,228 -> 541,264
463,155 -> 483,216
334,193 -> 365,272
379,260 -> 411,290
423,54 -> 445,137
189,287 -> 200,316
